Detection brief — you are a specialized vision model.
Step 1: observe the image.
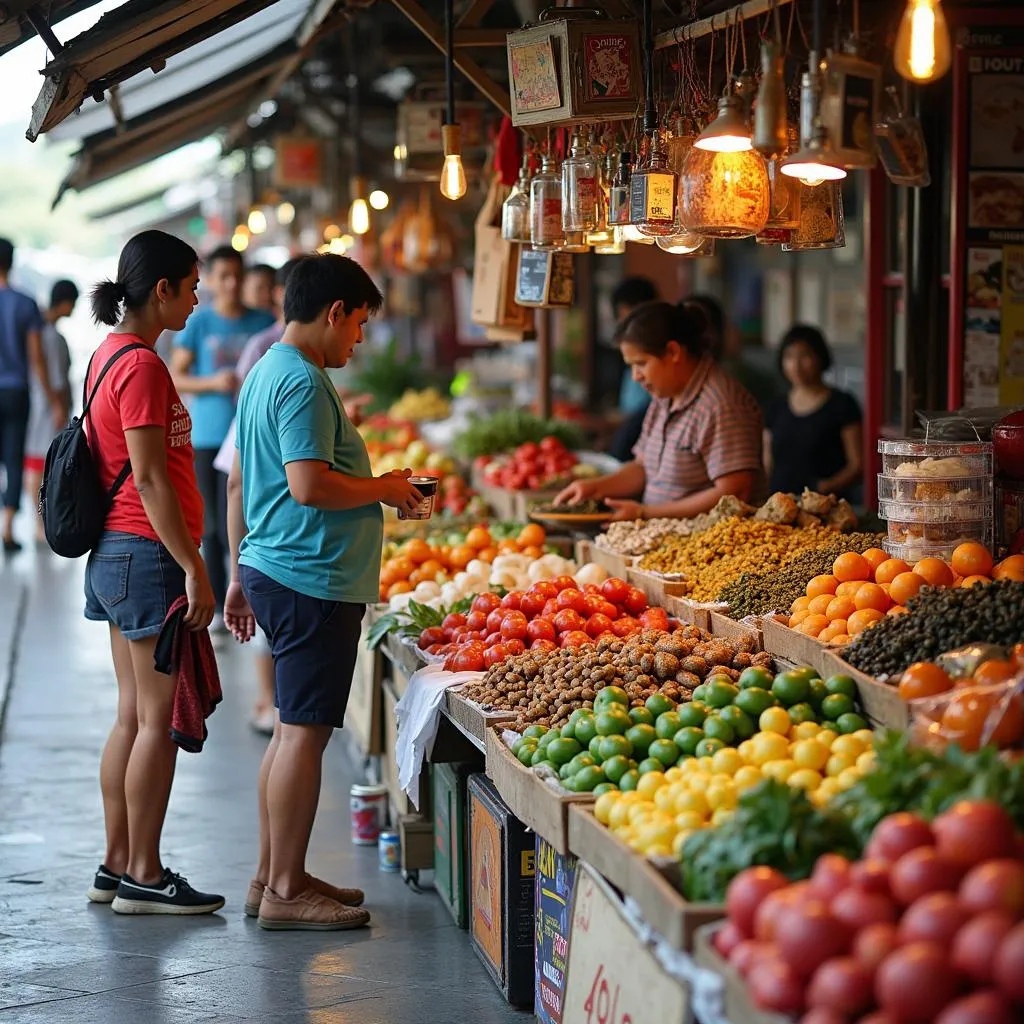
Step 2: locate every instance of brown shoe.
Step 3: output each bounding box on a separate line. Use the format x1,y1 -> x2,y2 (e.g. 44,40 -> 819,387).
258,886 -> 370,931
245,876 -> 364,918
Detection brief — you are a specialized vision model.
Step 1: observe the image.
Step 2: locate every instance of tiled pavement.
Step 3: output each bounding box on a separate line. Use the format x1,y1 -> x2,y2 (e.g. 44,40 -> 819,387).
0,548 -> 527,1023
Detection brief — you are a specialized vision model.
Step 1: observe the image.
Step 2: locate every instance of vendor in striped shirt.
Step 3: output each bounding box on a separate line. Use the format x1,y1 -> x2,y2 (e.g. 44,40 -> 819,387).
557,301 -> 764,521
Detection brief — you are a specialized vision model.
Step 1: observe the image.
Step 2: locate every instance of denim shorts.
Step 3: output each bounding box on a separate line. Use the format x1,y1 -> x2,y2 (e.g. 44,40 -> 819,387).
84,532 -> 186,641
239,565 -> 365,728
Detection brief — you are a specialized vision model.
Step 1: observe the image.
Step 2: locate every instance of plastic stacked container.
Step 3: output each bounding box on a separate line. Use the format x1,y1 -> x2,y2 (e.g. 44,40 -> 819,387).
877,440 -> 994,560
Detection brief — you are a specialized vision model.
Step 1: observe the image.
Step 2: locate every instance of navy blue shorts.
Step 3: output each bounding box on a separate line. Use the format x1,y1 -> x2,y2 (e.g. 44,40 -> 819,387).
239,565 -> 365,729
84,532 -> 186,641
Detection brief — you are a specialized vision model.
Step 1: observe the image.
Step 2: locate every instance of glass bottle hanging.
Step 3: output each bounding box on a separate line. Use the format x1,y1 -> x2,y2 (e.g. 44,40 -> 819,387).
529,154 -> 565,251
756,157 -> 802,244
680,145 -> 770,239
501,156 -> 532,243
666,116 -> 696,177
782,179 -> 846,250
586,149 -> 615,247
562,128 -> 599,233
594,226 -> 625,254
630,134 -> 677,236
608,150 -> 632,226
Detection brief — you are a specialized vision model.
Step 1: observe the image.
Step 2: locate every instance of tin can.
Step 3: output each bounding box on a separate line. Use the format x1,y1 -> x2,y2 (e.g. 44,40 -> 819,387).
350,783 -> 388,846
396,476 -> 438,520
379,831 -> 401,871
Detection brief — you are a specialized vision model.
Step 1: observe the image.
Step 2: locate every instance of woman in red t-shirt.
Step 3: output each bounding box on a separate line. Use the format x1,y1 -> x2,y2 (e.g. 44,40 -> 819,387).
83,230 -> 223,915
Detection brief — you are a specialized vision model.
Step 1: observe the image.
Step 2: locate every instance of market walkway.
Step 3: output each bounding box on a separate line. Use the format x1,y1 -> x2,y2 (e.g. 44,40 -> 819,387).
0,550 -> 526,1023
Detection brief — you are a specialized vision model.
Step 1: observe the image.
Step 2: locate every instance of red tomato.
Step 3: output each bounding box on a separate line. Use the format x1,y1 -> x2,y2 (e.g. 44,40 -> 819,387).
853,922 -> 900,973
806,957 -> 874,1018
993,921 -> 1024,1002
539,435 -> 562,453
553,608 -> 585,634
462,630 -> 483,642
465,610 -> 487,632
624,587 -> 648,615
452,644 -> 485,673
585,613 -> 614,638
849,858 -> 892,895
483,643 -> 508,668
600,577 -> 630,604
499,611 -> 529,641
418,627 -> 446,649
519,591 -> 547,618
582,583 -> 602,596
551,575 -> 580,593
611,616 -> 640,638
748,960 -> 805,1015
809,855 -> 853,902
517,441 -> 539,460
530,581 -> 558,601
501,590 -> 524,611
527,618 -> 556,643
875,942 -> 959,1022
831,887 -> 898,931
472,592 -> 502,615
933,801 -> 1018,868
898,892 -> 970,947
890,847 -> 962,906
560,630 -> 592,649
530,639 -> 558,652
959,859 -> 1024,916
952,911 -> 1016,985
486,609 -> 505,635
866,813 -> 935,863
936,991 -> 1017,1024
726,867 -> 790,938
582,593 -> 607,617
754,882 -> 812,942
426,644 -> 445,656
775,899 -> 850,978
542,599 -> 559,618
504,638 -> 526,656
484,632 -> 504,649
714,921 -> 745,958
441,613 -> 466,631
729,939 -> 777,979
640,607 -> 670,632
555,588 -> 587,614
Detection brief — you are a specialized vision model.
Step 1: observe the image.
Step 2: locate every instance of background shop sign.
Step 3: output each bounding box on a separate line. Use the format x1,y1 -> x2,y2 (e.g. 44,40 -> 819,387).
535,838 -> 578,1024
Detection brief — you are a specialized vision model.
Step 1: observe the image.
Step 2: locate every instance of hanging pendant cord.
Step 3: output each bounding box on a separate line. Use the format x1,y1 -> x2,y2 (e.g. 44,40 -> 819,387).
444,0 -> 455,127
642,0 -> 655,133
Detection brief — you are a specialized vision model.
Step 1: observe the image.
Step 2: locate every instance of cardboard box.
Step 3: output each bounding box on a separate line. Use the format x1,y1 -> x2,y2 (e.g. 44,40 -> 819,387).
665,595 -> 713,632
347,627 -> 383,756
709,609 -> 763,648
562,865 -> 691,1024
485,727 -> 594,856
398,813 -> 433,872
821,650 -> 910,730
535,837 -> 578,1024
626,566 -> 689,608
567,805 -> 723,951
445,689 -> 516,750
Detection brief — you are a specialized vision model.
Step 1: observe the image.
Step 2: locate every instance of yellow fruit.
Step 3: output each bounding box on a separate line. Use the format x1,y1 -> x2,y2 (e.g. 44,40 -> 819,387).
792,739 -> 830,772
817,729 -> 839,749
826,753 -> 856,777
672,830 -> 694,857
697,756 -> 715,773
674,811 -> 707,831
654,785 -> 677,814
686,771 -> 713,793
710,748 -> 745,776
853,729 -> 876,746
762,758 -> 797,782
636,772 -> 667,798
837,766 -> 863,791
790,721 -> 822,741
711,807 -> 734,826
638,819 -> 676,851
609,801 -> 633,830
707,779 -> 738,811
817,778 -> 841,803
788,768 -> 823,791
856,750 -> 877,773
664,767 -> 684,782
737,740 -> 755,763
749,732 -> 791,766
645,843 -> 673,858
831,735 -> 866,760
733,765 -> 763,792
628,834 -> 646,852
759,707 -> 792,735
674,789 -> 710,817
595,791 -> 620,825
628,802 -> 655,826
618,790 -> 642,804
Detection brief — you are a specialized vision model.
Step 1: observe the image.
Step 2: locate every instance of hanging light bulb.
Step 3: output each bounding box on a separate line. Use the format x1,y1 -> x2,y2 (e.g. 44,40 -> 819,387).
694,92 -> 753,153
439,125 -> 467,201
247,208 -> 267,234
781,120 -> 848,186
894,0 -> 952,83
231,227 -> 250,252
681,147 -> 770,239
276,201 -> 295,226
348,176 -> 370,235
369,189 -> 390,211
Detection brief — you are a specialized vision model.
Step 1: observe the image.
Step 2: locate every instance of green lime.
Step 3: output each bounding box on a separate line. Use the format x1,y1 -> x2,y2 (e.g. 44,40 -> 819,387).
705,679 -> 740,709
593,782 -> 617,796
530,746 -> 548,766
561,774 -> 579,792
619,769 -> 640,792
703,714 -> 736,745
648,738 -> 680,767
561,721 -> 577,739
787,702 -> 818,725
511,736 -> 525,755
695,737 -> 726,758
596,685 -> 629,708
523,725 -> 547,740
738,666 -> 774,690
567,708 -> 587,728
735,687 -> 776,718
691,684 -> 708,703
538,729 -> 559,749
677,702 -> 708,728
821,693 -> 856,721
673,726 -> 705,756
574,713 -> 598,746
645,693 -> 675,717
602,754 -> 632,783
588,736 -> 603,760
655,711 -> 684,740
719,705 -> 756,740
516,742 -> 538,766
772,671 -> 812,707
573,765 -> 606,792
637,757 -> 663,775
825,675 -> 858,699
808,678 -> 828,710
625,723 -> 657,757
837,712 -> 869,735
595,708 -> 631,736
563,753 -> 596,777
598,734 -> 633,761
789,666 -> 820,684
629,706 -> 656,726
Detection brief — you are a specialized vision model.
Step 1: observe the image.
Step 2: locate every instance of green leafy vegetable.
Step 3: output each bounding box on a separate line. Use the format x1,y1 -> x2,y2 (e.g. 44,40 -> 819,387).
365,596 -> 473,651
453,409 -> 582,459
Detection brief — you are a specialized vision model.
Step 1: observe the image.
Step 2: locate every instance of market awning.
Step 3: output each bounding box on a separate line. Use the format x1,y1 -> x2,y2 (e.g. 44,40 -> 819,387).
0,1 -> 107,59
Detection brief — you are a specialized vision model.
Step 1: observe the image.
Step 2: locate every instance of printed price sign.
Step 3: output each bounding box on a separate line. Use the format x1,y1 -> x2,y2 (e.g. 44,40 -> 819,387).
562,866 -> 689,1024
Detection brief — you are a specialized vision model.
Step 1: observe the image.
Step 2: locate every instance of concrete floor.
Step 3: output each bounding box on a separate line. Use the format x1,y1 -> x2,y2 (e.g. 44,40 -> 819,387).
0,547 -> 529,1023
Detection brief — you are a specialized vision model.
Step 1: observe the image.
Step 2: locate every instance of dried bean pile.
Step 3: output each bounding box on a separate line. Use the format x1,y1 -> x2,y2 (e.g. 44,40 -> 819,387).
845,579 -> 1024,678
596,516 -> 708,557
460,627 -> 771,732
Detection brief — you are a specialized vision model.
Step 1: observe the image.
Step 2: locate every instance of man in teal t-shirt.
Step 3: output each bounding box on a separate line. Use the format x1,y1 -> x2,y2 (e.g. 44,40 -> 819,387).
223,254 -> 421,933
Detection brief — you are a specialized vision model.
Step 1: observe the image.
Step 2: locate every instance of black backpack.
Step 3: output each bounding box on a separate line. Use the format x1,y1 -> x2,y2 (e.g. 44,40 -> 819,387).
39,342 -> 146,558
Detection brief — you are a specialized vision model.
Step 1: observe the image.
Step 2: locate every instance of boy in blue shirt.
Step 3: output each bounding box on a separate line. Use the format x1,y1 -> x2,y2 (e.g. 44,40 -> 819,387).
171,246 -> 274,614
223,254 -> 421,931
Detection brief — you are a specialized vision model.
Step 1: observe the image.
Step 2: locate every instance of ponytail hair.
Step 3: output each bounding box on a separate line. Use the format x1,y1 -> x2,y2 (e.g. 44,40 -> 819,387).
615,300 -> 709,359
91,229 -> 198,326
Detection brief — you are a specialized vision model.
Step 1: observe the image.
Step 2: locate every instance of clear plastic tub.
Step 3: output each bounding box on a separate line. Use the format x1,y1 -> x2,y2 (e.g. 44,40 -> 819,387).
877,473 -> 992,505
877,498 -> 993,523
878,439 -> 993,479
885,518 -> 992,545
883,529 -> 993,562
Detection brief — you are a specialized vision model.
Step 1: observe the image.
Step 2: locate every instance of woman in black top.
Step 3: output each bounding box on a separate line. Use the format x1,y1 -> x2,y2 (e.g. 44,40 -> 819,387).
764,325 -> 863,500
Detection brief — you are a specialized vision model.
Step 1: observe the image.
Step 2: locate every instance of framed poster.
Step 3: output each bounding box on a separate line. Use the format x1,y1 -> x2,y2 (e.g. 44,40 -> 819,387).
509,37 -> 561,113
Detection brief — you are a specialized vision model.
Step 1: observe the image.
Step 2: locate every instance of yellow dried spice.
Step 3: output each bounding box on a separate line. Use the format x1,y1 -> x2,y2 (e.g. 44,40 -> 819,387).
639,517 -> 836,601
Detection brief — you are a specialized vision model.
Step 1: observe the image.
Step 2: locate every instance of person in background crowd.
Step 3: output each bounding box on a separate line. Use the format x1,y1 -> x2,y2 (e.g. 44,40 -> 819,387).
24,279 -> 78,542
213,258 -> 299,736
607,277 -> 658,462
0,237 -> 61,552
223,254 -> 421,931
171,246 -> 274,622
84,229 -> 223,915
243,264 -> 277,316
559,301 -> 763,520
764,324 -> 863,501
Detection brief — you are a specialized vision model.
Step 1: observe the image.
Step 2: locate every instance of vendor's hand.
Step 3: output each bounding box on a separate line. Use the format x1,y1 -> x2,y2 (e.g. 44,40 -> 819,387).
605,498 -> 644,522
224,580 -> 256,643
555,478 -> 600,506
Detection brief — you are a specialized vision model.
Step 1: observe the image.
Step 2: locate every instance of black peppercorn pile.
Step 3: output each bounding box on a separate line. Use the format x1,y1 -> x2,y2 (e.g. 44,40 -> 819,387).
717,533 -> 885,619
845,579 -> 1024,678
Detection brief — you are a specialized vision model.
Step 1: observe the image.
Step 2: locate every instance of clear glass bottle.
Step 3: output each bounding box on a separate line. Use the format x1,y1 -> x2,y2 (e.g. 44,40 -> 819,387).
562,129 -> 599,233
501,156 -> 532,242
529,155 -> 565,251
608,150 -> 633,226
782,179 -> 846,251
586,149 -> 615,247
630,134 -> 677,237
594,225 -> 625,254
666,116 -> 696,177
680,146 -> 770,239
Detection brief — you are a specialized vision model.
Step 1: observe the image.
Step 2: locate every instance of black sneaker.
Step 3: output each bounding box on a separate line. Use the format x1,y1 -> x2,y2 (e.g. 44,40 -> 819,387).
86,864 -> 121,903
111,869 -> 225,915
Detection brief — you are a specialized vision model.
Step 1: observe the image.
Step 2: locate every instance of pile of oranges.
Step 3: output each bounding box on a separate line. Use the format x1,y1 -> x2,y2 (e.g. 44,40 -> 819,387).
786,544 -> 1024,647
378,523 -> 548,601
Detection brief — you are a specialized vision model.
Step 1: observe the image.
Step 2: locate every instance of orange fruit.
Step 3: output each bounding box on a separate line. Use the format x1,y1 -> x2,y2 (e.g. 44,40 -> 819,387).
994,554 -> 1024,581
791,596 -> 812,614
521,545 -> 544,559
825,596 -> 856,622
390,556 -> 415,581
887,605 -> 909,617
889,571 -> 927,606
806,574 -> 840,599
465,526 -> 492,550
403,538 -> 432,564
898,662 -> 953,702
498,538 -> 520,554
874,558 -> 912,585
854,583 -> 892,613
960,574 -> 991,588
974,659 -> 1020,686
797,614 -> 829,637
518,523 -> 546,548
807,594 -> 833,617
477,546 -> 499,563
823,618 -> 849,639
833,552 -> 872,583
448,545 -> 474,571
836,580 -> 863,599
942,691 -> 1024,750
419,559 -> 444,580
912,557 -> 954,588
847,608 -> 884,635
862,548 -> 889,573
829,634 -> 852,646
950,542 -> 994,579
387,580 -> 413,599
788,609 -> 809,627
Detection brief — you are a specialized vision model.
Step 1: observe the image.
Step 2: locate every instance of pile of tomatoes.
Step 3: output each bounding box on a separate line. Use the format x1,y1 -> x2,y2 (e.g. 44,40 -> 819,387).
477,436 -> 579,492
715,800 -> 1024,1023
418,576 -> 669,673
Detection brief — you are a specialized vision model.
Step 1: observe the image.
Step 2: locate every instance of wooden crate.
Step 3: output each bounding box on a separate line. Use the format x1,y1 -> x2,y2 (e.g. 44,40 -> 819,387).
485,727 -> 594,856
709,609 -> 762,648
575,538 -> 634,579
821,650 -> 910,730
445,689 -> 516,750
347,628 -> 383,756
761,614 -> 837,677
567,805 -> 723,951
665,595 -> 713,632
626,566 -> 689,608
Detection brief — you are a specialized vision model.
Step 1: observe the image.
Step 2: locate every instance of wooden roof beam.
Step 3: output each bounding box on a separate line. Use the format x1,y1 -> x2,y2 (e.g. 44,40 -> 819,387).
654,0 -> 795,49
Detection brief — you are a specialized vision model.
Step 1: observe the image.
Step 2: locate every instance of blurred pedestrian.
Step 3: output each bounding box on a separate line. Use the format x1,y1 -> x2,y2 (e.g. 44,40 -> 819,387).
607,277 -> 658,462
24,278 -> 77,541
243,263 -> 277,316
